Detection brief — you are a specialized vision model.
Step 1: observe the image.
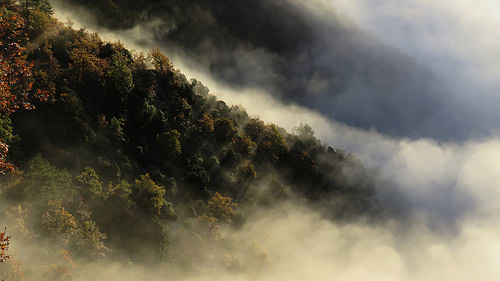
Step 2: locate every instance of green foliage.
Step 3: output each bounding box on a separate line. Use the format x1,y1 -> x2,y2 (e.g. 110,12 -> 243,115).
74,220 -> 109,257
244,118 -> 265,141
257,124 -> 289,162
27,7 -> 56,38
106,180 -> 132,205
197,112 -> 214,135
20,0 -> 53,15
77,166 -> 103,200
24,156 -> 72,202
41,200 -> 78,243
214,117 -> 237,142
132,174 -> 167,216
57,93 -> 84,118
157,130 -> 181,158
69,36 -> 107,83
232,135 -> 256,156
206,192 -> 238,223
0,114 -> 17,145
107,52 -> 134,94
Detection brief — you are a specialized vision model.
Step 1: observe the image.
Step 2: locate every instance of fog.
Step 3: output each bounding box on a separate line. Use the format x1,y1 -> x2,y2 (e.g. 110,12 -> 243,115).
2,0 -> 499,280
329,0 -> 500,92
50,0 -> 499,141
5,197 -> 500,280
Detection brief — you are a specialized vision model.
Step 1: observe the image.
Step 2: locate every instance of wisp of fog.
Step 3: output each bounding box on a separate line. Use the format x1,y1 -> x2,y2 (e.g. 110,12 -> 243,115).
3,0 -> 499,280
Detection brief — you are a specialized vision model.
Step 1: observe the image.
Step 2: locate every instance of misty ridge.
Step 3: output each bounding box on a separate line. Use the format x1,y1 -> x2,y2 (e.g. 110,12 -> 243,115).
50,0 -> 491,141
0,1 -> 379,279
2,1 -> 500,280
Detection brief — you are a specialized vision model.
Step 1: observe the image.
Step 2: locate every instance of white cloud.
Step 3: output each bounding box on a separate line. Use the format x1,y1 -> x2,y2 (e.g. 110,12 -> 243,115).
325,0 -> 500,96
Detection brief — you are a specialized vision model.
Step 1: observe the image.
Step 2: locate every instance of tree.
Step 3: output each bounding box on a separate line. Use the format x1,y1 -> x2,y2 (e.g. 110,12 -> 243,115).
0,228 -> 10,262
41,201 -> 78,244
107,52 -> 134,94
239,160 -> 257,180
0,255 -> 27,281
0,7 -> 49,173
206,192 -> 237,223
157,130 -> 181,158
197,112 -> 214,135
74,220 -> 109,258
232,135 -> 256,156
0,7 -> 48,113
257,124 -> 289,162
244,117 -> 265,141
19,0 -> 53,15
24,156 -> 72,201
214,117 -> 237,142
149,49 -> 173,74
131,174 -> 167,216
69,43 -> 106,83
77,166 -> 104,200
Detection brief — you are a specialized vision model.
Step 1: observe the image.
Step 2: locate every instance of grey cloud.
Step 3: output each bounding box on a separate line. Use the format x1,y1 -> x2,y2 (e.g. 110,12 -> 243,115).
52,0 -> 496,141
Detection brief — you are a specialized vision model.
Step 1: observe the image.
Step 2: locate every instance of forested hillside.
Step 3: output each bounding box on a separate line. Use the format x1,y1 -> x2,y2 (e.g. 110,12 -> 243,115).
0,2 -> 375,279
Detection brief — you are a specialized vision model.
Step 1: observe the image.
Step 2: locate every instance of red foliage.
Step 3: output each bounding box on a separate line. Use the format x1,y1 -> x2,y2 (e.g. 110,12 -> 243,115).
0,229 -> 10,262
0,141 -> 14,173
0,6 -> 49,173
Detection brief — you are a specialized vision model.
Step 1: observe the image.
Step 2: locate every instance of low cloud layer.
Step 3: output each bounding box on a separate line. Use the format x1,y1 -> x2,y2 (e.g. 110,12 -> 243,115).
326,0 -> 500,135
5,197 -> 500,280
168,63 -> 500,279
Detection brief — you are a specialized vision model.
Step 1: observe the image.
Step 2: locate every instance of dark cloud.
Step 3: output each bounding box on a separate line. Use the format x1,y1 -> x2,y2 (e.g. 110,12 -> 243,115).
54,0 -> 490,141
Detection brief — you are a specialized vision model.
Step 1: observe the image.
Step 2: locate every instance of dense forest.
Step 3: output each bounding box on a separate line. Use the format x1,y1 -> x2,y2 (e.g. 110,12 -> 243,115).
0,1 -> 376,280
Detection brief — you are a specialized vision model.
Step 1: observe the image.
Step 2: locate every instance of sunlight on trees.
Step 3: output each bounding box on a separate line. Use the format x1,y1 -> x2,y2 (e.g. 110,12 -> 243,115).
206,192 -> 238,223
41,200 -> 78,243
132,174 -> 167,216
149,49 -> 173,74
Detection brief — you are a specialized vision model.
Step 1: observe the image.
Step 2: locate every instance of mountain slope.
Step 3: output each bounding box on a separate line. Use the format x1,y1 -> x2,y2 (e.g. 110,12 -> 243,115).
0,3 -> 375,279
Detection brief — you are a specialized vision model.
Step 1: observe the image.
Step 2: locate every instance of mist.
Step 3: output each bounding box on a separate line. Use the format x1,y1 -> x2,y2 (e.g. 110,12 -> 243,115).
50,0 -> 500,141
2,0 -> 500,280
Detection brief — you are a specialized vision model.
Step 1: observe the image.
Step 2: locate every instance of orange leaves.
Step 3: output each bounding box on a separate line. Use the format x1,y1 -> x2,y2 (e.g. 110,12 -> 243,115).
0,141 -> 15,174
0,228 -> 11,262
0,6 -> 49,114
0,6 -> 50,174
197,112 -> 215,135
149,48 -> 173,74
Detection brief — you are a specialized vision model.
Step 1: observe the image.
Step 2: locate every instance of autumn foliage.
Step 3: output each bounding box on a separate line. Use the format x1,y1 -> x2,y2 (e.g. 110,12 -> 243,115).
0,6 -> 49,174
0,7 -> 48,112
0,229 -> 10,262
